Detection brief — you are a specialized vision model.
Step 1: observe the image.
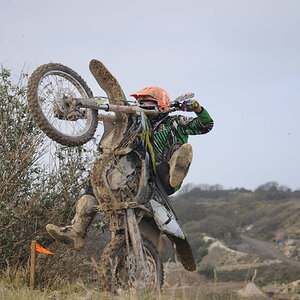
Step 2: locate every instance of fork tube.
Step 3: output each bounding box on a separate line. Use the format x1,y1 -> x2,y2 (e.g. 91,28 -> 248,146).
126,209 -> 147,274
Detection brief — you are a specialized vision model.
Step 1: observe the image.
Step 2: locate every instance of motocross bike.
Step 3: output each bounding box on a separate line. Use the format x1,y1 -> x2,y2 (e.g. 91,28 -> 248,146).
27,60 -> 196,293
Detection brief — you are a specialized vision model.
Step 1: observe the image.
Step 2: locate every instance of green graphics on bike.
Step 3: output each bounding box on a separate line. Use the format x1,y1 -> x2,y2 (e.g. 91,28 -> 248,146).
140,114 -> 157,173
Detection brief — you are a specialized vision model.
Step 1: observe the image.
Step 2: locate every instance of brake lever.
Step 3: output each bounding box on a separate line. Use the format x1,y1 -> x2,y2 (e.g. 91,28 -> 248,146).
169,101 -> 181,110
169,93 -> 195,112
173,93 -> 195,103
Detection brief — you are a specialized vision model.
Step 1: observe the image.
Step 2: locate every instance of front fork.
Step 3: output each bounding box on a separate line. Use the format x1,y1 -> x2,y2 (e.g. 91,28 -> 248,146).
126,209 -> 149,279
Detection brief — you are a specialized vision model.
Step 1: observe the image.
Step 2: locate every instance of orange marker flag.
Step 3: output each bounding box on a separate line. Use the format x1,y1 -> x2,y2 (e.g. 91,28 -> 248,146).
35,242 -> 55,254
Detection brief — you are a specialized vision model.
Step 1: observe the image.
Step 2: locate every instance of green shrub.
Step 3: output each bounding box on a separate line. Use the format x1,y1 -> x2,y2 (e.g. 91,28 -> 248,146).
198,262 -> 215,279
0,67 -> 95,268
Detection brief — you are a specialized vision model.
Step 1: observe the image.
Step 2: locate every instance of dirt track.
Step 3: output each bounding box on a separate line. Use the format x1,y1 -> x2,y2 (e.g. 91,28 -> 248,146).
237,235 -> 300,268
163,262 -> 245,297
162,235 -> 300,298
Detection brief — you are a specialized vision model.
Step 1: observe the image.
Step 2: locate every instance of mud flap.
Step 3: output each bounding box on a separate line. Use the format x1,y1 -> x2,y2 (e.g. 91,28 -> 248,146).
167,234 -> 196,271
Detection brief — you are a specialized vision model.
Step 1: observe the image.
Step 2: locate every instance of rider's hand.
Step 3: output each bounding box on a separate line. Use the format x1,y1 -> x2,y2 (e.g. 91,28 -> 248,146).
181,99 -> 202,113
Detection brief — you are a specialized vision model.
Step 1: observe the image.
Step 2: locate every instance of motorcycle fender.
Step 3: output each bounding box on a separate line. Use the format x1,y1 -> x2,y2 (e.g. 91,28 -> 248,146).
149,199 -> 196,272
167,234 -> 196,272
149,200 -> 185,239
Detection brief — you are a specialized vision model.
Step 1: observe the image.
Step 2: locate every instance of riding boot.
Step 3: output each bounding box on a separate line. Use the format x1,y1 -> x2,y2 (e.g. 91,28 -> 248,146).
46,195 -> 97,251
169,143 -> 193,188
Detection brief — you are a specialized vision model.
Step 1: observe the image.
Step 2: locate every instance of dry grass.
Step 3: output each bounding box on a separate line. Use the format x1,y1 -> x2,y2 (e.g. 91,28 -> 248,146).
0,266 -> 268,300
0,267 -> 270,300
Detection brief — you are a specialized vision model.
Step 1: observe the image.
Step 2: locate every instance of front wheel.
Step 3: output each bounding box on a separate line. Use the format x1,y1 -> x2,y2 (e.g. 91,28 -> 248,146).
27,63 -> 98,146
98,235 -> 163,294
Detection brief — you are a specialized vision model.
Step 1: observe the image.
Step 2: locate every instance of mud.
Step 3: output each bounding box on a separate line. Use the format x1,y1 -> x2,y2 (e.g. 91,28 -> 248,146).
88,59 -> 135,207
91,154 -> 116,204
89,59 -> 128,151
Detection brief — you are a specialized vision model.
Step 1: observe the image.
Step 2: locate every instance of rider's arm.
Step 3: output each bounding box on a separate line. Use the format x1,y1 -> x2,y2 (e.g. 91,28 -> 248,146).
177,107 -> 214,135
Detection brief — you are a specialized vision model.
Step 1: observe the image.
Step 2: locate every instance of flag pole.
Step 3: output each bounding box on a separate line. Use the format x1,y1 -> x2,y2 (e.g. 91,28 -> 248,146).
29,240 -> 36,289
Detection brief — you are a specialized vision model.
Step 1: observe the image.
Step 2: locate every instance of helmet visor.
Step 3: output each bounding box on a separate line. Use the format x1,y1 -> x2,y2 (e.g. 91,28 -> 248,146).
138,98 -> 158,105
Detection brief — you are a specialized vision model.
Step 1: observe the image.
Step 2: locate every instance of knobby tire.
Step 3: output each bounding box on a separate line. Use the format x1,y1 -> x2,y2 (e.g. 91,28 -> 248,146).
27,63 -> 98,146
98,234 -> 164,293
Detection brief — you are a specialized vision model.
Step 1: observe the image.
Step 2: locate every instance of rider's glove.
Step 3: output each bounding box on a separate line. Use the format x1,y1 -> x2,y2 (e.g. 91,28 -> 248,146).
181,99 -> 201,112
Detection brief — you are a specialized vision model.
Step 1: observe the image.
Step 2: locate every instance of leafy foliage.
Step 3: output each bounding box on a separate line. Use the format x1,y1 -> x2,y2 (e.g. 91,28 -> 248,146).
198,262 -> 214,278
0,67 -> 95,268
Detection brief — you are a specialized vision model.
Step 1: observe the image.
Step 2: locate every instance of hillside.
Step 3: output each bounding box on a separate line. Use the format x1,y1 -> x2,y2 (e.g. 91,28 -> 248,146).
170,183 -> 300,287
172,183 -> 300,244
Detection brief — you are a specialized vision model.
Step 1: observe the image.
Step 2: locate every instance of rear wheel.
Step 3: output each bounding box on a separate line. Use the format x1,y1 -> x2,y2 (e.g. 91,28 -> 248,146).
27,63 -> 98,146
98,234 -> 163,294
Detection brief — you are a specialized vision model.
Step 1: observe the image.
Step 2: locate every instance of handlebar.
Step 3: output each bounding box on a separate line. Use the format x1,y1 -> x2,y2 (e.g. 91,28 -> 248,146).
77,99 -> 161,115
76,92 -> 195,117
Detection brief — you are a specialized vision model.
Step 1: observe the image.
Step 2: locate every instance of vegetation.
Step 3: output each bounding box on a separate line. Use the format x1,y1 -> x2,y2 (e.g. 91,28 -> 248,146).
172,182 -> 300,246
0,267 -> 264,300
0,67 -> 96,269
172,182 -> 300,285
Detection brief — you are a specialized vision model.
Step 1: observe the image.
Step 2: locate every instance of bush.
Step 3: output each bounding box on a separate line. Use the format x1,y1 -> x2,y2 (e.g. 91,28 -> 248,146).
0,67 -> 95,268
198,262 -> 215,279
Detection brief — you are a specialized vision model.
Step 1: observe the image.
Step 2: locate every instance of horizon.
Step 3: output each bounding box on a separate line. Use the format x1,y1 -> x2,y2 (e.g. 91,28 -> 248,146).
179,181 -> 299,192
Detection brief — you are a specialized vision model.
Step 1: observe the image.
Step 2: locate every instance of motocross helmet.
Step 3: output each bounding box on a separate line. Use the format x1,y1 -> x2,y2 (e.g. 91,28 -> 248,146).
130,86 -> 171,112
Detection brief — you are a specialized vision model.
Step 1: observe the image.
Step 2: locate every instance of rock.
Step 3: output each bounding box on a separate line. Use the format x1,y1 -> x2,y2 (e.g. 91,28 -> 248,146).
282,279 -> 300,294
237,282 -> 268,298
291,279 -> 300,287
286,239 -> 297,246
278,239 -> 300,260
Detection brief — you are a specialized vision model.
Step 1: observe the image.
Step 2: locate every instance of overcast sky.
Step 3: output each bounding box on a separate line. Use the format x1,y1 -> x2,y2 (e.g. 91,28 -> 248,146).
1,0 -> 300,190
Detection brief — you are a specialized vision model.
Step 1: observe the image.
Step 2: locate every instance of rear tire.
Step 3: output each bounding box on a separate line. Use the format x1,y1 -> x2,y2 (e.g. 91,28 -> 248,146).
98,234 -> 163,294
27,63 -> 98,146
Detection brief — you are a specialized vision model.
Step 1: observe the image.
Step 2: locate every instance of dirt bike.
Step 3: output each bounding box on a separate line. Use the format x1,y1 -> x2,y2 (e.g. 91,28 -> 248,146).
27,60 -> 196,293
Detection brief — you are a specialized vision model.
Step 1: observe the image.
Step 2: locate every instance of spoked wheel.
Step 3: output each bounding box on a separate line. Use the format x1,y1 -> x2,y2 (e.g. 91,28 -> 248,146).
99,235 -> 163,294
27,63 -> 98,146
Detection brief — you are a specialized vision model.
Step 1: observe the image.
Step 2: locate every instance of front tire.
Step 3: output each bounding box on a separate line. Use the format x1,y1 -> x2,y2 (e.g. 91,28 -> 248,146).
27,63 -> 98,146
98,234 -> 163,294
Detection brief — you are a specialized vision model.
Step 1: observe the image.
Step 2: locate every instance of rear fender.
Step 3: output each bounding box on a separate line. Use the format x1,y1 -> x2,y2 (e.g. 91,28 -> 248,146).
167,234 -> 196,271
148,198 -> 196,272
149,199 -> 186,239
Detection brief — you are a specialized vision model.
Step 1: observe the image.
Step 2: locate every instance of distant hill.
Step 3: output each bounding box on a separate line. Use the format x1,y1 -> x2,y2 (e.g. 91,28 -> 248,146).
171,182 -> 300,262
170,182 -> 300,285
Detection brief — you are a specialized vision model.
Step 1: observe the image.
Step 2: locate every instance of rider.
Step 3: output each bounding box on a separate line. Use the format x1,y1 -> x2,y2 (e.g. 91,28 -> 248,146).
130,87 -> 213,195
46,86 -> 214,250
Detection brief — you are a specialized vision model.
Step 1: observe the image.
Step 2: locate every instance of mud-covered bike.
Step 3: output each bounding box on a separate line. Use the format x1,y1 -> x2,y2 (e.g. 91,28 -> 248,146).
27,60 -> 196,293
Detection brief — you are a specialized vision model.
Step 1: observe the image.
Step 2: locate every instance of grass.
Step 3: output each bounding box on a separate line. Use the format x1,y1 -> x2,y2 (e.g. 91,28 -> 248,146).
0,266 -> 271,300
0,266 -> 101,300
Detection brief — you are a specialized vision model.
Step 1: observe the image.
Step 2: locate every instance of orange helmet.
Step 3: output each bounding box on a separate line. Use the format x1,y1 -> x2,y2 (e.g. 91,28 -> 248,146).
130,86 -> 171,111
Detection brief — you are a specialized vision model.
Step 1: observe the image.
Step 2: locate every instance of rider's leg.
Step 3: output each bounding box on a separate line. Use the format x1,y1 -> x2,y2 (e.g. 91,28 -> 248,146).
156,143 -> 193,195
169,143 -> 193,188
46,194 -> 97,251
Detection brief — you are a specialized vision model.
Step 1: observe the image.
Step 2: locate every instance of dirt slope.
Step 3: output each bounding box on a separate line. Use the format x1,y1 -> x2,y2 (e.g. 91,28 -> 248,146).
237,235 -> 300,268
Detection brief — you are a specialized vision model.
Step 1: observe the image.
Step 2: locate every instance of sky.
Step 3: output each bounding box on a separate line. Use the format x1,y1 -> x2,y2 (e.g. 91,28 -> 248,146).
1,0 -> 300,190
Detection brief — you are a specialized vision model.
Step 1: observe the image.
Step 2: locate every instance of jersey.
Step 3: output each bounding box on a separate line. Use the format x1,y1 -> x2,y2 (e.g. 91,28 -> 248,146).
151,107 -> 214,167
